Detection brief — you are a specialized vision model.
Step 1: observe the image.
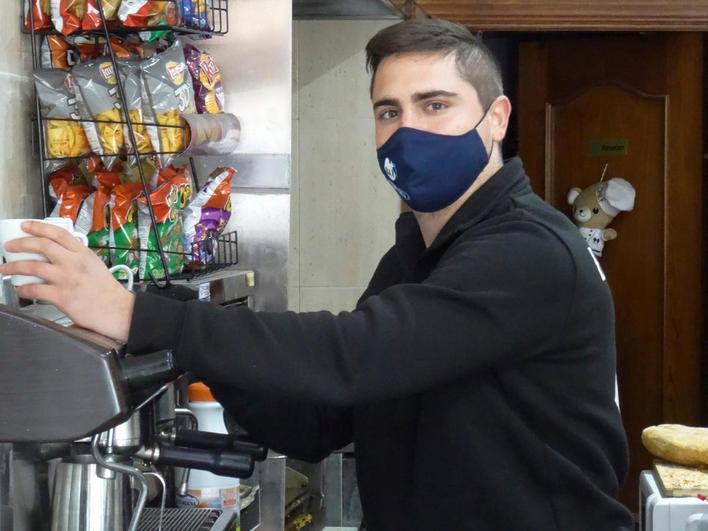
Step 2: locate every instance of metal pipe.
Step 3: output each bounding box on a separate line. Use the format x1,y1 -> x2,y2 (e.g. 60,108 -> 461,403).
90,435 -> 148,531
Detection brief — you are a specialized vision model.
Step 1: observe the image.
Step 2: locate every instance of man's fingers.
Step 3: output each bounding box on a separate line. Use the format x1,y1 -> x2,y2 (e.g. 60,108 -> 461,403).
14,282 -> 58,304
0,260 -> 62,285
21,220 -> 84,252
4,236 -> 70,263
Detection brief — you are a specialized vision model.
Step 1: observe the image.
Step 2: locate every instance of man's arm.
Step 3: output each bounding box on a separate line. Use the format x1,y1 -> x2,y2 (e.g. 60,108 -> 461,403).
1,219 -> 576,407
127,220 -> 576,406
206,382 -> 353,463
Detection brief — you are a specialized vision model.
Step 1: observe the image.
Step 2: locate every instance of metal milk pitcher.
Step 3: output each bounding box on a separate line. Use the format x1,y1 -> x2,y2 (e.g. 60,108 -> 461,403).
51,455 -> 133,531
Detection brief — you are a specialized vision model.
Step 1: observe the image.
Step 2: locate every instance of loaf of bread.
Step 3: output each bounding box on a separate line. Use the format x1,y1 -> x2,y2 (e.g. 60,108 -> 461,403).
642,424 -> 708,467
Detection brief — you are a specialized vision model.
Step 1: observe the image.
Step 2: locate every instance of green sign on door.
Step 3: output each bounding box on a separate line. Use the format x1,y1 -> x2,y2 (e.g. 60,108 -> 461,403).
588,139 -> 629,156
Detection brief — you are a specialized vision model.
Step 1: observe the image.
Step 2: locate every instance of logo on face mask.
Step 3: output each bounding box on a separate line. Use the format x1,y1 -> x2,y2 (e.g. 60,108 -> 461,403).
383,157 -> 397,182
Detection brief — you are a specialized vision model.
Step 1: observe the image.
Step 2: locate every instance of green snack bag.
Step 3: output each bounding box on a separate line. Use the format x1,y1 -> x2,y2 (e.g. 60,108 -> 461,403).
138,168 -> 192,280
110,183 -> 143,277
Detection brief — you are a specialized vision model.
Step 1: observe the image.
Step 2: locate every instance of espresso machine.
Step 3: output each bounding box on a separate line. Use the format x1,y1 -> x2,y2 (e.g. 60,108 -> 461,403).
0,301 -> 266,531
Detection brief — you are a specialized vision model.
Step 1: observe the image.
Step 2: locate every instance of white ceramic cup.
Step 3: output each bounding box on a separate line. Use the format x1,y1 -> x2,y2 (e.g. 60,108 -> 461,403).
0,218 -> 89,287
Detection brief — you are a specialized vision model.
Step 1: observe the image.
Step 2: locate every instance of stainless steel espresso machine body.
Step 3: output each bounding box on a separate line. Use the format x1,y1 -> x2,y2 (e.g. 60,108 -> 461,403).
0,304 -> 263,531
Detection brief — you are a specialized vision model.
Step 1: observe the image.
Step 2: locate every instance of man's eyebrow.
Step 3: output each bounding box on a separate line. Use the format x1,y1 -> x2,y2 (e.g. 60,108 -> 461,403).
373,98 -> 400,110
412,90 -> 458,102
372,90 -> 459,109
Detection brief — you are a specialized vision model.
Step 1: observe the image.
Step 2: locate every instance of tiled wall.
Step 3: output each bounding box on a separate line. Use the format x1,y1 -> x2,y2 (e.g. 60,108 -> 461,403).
0,2 -> 42,219
291,20 -> 400,313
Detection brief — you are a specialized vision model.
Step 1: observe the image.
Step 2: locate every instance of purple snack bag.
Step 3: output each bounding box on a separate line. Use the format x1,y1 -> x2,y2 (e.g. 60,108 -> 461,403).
182,166 -> 235,265
184,43 -> 224,114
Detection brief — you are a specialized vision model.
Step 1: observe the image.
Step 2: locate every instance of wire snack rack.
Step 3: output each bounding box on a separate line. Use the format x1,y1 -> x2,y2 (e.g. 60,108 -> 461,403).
23,0 -> 237,285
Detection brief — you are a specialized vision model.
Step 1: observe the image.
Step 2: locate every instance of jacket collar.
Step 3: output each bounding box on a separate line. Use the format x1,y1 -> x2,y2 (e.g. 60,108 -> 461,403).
394,157 -> 532,268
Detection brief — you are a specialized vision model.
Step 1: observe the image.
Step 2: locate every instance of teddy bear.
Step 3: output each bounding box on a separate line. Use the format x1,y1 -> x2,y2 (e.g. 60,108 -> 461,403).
567,178 -> 636,257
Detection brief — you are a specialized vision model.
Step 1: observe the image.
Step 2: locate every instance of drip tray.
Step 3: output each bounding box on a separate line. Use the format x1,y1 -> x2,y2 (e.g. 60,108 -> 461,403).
139,508 -> 236,531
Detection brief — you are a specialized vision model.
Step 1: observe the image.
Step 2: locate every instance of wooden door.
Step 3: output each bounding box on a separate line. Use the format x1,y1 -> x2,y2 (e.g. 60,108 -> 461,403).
518,33 -> 703,511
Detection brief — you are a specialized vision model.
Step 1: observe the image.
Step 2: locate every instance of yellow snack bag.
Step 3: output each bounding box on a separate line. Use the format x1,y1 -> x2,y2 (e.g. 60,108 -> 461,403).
117,60 -> 154,155
33,69 -> 92,160
72,58 -> 125,166
141,40 -> 196,166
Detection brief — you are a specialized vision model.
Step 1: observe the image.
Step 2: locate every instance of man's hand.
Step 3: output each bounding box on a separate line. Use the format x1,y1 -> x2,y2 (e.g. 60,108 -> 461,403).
0,221 -> 135,342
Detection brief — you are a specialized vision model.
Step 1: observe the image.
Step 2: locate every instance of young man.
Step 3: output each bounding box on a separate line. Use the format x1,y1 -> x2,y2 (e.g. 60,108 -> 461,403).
2,20 -> 633,530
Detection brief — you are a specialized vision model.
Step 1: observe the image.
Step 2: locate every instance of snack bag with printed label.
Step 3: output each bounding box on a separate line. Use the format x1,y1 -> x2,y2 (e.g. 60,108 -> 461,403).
117,60 -> 154,154
110,183 -> 143,277
82,0 -> 120,30
182,166 -> 234,266
34,69 -> 91,161
119,0 -> 177,27
76,165 -> 121,264
109,36 -> 148,60
72,58 -> 124,167
25,0 -> 53,32
123,157 -> 160,189
48,163 -> 90,225
41,35 -> 78,70
51,185 -> 91,224
75,189 -> 112,264
179,0 -> 210,31
141,40 -> 196,166
184,44 -> 224,114
68,35 -> 106,62
138,168 -> 192,279
50,0 -> 87,35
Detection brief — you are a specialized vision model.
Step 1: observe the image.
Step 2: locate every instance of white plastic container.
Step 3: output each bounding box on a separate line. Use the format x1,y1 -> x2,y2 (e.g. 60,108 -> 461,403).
183,382 -> 240,512
687,514 -> 708,531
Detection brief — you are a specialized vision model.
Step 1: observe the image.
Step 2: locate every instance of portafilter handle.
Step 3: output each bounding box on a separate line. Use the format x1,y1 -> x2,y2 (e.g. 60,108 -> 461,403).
136,443 -> 255,479
169,429 -> 268,461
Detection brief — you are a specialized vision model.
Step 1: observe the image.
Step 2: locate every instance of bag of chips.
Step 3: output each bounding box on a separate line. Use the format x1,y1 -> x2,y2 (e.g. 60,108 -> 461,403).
34,69 -> 92,160
75,188 -> 112,264
110,183 -> 143,277
109,36 -> 147,60
72,58 -> 124,166
50,0 -> 86,35
123,157 -> 160,188
179,0 -> 209,30
93,167 -> 123,191
116,60 -> 154,154
119,0 -> 177,27
25,0 -> 53,31
75,163 -> 121,264
182,166 -> 234,265
48,168 -> 92,224
68,35 -> 106,62
184,44 -> 224,114
141,40 -> 196,166
138,168 -> 191,279
41,35 -> 78,70
82,0 -> 121,30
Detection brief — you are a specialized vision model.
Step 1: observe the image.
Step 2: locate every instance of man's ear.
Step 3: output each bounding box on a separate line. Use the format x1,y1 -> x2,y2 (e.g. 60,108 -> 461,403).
488,96 -> 512,144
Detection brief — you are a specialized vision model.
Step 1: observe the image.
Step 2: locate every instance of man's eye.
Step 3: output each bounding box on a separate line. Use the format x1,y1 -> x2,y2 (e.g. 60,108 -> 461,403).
426,102 -> 448,112
378,109 -> 398,120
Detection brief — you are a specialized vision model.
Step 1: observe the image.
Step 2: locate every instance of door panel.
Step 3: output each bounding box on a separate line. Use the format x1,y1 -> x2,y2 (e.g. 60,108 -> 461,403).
519,33 -> 703,512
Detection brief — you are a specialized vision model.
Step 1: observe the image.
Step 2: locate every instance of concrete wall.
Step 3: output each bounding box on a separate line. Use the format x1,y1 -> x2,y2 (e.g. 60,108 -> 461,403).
0,3 -> 43,219
291,20 -> 400,313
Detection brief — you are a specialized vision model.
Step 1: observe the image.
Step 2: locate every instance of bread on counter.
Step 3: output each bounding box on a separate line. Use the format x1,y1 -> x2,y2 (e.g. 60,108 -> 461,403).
642,424 -> 708,467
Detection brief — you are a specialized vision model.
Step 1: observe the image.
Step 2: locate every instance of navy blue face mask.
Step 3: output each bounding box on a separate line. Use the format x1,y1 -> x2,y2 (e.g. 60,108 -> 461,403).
376,110 -> 492,213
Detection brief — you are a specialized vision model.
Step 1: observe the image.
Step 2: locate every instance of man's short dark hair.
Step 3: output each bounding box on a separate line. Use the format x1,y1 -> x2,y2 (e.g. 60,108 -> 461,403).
365,19 -> 504,108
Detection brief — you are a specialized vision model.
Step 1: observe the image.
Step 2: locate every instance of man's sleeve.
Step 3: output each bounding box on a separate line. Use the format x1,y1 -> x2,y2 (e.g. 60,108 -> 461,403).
127,220 -> 576,406
205,381 -> 352,463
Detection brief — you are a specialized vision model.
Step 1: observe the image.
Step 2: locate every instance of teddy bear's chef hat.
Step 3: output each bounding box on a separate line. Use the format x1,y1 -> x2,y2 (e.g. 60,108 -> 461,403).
596,178 -> 636,216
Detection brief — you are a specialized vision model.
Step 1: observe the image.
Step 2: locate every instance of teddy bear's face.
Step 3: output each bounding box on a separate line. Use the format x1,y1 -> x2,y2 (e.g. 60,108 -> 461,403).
570,184 -> 615,229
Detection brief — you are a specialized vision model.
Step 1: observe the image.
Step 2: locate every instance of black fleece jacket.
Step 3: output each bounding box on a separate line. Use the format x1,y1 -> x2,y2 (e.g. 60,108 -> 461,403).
128,157 -> 633,530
